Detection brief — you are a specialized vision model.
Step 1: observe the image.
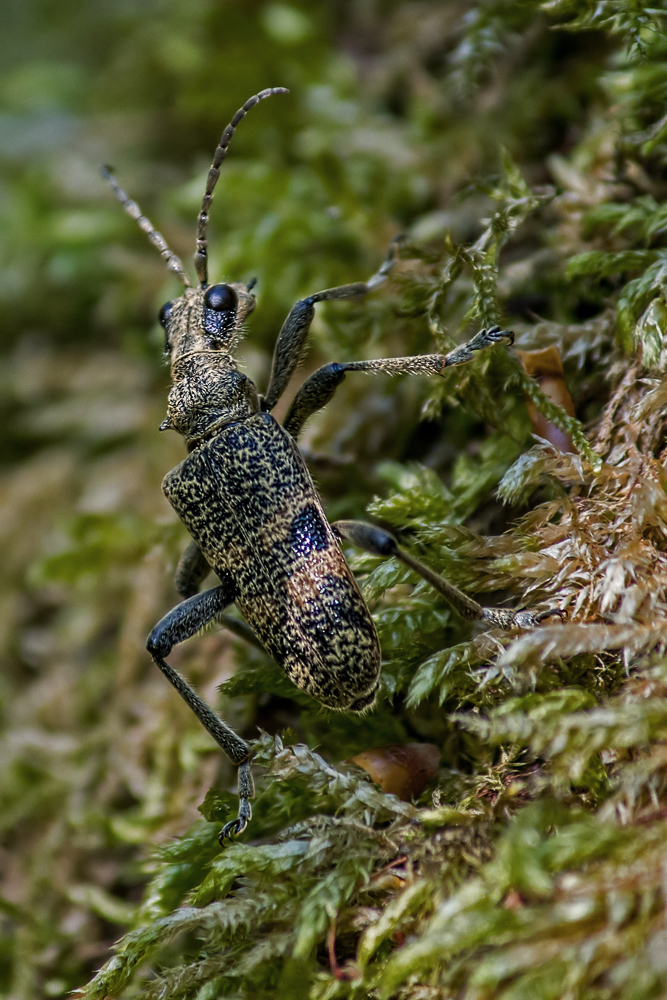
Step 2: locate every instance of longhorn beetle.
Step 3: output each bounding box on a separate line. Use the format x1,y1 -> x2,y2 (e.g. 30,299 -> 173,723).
103,87 -> 560,840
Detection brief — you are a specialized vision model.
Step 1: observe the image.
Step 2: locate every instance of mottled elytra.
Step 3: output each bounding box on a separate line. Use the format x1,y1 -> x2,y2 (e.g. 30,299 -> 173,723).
102,88 -> 562,840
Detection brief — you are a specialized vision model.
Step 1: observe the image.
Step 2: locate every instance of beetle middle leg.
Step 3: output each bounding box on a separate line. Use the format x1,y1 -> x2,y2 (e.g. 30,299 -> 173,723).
146,581 -> 254,839
283,325 -> 513,438
334,520 -> 565,629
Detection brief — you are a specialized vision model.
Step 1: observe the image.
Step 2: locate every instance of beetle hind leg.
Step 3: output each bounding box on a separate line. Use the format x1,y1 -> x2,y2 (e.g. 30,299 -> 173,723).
334,520 -> 565,629
175,539 -> 211,597
146,581 -> 254,840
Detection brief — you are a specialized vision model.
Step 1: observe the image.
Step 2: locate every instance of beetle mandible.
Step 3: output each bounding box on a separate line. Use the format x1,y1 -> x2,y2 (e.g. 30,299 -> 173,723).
103,88 -> 560,840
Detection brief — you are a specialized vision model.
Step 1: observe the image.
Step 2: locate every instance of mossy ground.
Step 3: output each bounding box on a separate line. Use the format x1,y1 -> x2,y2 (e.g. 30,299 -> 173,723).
2,2 -> 667,998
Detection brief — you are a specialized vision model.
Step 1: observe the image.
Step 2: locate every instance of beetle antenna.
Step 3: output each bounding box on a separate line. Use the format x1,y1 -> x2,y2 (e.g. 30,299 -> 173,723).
194,87 -> 289,287
101,165 -> 192,288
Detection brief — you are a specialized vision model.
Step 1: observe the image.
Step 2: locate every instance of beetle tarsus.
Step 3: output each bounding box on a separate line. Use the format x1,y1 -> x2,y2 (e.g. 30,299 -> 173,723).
219,803 -> 252,842
219,767 -> 253,841
442,325 -> 514,368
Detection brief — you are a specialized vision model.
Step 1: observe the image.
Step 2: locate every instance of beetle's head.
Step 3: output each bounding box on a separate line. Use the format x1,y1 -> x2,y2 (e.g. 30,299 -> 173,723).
101,87 -> 288,358
158,281 -> 257,361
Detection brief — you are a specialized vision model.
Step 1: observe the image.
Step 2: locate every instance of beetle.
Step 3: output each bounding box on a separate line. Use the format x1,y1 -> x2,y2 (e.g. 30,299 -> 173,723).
103,88 -> 559,840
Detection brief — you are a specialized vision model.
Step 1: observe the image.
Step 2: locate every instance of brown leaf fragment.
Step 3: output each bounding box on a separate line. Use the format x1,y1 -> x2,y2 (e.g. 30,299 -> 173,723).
517,345 -> 576,452
349,743 -> 441,800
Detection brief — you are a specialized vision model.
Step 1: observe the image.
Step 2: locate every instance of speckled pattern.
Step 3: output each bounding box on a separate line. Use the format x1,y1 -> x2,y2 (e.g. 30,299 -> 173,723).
163,412 -> 381,710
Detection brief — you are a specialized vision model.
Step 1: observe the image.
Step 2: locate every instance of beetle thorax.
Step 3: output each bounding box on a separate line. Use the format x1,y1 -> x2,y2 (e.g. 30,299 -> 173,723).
164,355 -> 260,446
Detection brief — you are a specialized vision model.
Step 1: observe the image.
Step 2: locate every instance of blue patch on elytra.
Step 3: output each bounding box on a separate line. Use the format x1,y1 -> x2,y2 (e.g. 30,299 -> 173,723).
290,504 -> 329,557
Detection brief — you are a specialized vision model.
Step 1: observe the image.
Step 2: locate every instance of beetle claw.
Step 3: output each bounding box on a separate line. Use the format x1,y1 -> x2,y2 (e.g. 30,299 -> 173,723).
219,816 -> 247,843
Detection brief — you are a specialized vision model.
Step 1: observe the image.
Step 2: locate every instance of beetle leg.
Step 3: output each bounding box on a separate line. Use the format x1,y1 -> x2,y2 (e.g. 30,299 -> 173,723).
333,520 -> 565,629
215,614 -> 268,652
174,543 -> 266,650
262,240 -> 399,411
175,539 -> 211,597
146,583 -> 254,840
283,325 -> 513,439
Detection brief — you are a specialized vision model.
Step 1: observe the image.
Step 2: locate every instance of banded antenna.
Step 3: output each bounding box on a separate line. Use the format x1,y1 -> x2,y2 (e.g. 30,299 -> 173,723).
194,87 -> 289,286
100,165 -> 192,288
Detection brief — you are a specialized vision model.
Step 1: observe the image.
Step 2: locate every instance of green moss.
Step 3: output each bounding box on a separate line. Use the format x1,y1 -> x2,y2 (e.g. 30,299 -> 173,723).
3,2 -> 667,998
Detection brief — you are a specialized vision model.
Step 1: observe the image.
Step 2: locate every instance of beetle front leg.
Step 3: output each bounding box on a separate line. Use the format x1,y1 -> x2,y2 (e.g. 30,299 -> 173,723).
334,520 -> 565,629
283,325 -> 513,439
146,583 -> 254,840
262,240 -> 399,411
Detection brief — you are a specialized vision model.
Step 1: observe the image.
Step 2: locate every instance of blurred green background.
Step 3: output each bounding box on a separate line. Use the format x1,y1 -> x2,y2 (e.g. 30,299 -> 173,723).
2,1 -> 667,997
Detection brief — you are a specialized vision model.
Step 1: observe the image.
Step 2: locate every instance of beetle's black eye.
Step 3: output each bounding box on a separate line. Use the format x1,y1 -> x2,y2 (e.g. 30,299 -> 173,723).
159,302 -> 174,353
204,283 -> 237,312
159,301 -> 173,328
